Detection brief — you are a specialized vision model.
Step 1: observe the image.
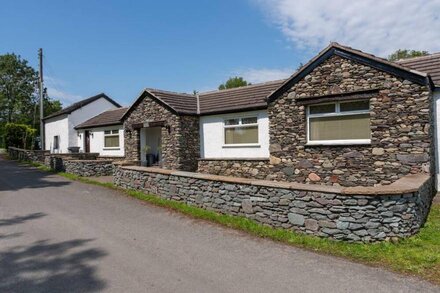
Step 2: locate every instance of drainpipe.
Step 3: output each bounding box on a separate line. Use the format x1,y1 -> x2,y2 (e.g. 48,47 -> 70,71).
196,93 -> 200,115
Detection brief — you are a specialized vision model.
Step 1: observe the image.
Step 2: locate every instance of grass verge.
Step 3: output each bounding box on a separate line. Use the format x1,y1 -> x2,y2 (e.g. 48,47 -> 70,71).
19,160 -> 440,285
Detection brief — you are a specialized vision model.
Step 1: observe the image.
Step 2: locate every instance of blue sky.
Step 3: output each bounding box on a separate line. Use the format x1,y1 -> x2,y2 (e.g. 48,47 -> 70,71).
1,0 -> 439,107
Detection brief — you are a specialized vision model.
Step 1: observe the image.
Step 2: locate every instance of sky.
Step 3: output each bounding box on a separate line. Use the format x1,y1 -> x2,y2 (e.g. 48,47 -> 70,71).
1,0 -> 439,107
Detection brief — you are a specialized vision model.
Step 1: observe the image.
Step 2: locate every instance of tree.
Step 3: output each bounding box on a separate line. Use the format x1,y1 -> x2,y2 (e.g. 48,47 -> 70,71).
218,76 -> 250,90
4,123 -> 36,149
0,54 -> 62,147
387,49 -> 429,61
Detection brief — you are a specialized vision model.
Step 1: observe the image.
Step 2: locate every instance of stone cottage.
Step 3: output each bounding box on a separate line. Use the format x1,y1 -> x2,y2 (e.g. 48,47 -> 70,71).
121,43 -> 438,188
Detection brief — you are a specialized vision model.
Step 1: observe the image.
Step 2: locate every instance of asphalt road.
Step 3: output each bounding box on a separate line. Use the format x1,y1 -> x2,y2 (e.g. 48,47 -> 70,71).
0,157 -> 438,293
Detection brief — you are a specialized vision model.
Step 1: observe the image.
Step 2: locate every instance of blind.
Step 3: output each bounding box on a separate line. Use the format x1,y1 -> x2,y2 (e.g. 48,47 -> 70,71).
104,135 -> 119,147
310,114 -> 370,140
225,126 -> 258,144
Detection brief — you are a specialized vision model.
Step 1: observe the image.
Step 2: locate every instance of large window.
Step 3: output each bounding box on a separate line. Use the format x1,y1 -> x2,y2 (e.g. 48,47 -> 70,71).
104,129 -> 120,148
224,117 -> 258,145
307,100 -> 370,145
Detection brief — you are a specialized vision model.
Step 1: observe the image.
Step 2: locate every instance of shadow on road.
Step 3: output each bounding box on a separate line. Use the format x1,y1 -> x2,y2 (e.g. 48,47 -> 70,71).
0,238 -> 108,292
0,158 -> 70,192
0,212 -> 46,227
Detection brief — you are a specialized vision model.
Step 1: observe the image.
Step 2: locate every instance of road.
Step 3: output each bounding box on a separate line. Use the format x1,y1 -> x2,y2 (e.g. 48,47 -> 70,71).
0,157 -> 438,293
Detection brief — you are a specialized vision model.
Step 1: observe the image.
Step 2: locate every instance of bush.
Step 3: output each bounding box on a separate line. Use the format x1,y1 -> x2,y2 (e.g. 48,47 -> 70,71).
4,123 -> 36,149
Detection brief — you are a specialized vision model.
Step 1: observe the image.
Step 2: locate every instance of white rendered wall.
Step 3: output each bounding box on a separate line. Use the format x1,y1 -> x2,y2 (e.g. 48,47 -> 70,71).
44,115 -> 69,153
77,125 -> 124,157
200,110 -> 270,159
68,98 -> 119,148
434,89 -> 440,191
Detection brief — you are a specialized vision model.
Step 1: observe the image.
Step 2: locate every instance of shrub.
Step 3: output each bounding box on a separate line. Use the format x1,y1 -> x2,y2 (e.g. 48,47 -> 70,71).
4,123 -> 36,149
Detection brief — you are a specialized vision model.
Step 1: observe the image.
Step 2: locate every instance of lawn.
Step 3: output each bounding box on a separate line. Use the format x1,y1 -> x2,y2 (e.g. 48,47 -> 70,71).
21,160 -> 440,285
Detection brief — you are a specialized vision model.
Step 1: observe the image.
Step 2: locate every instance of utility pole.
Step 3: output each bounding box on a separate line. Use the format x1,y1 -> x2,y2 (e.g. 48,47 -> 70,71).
39,48 -> 44,150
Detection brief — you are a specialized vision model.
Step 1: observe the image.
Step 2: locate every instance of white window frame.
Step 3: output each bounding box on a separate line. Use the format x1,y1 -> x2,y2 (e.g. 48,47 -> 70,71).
222,115 -> 260,148
103,129 -> 120,149
306,100 -> 371,146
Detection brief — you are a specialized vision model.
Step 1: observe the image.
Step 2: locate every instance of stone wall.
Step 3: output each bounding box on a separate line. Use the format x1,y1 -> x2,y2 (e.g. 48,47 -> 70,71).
114,165 -> 434,242
123,94 -> 199,171
8,147 -> 49,163
198,159 -> 271,180
64,160 -> 114,177
266,55 -> 432,186
43,153 -> 100,172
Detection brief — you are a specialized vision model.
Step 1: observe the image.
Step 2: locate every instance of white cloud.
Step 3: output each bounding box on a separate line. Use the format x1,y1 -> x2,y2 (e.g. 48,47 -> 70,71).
253,0 -> 440,56
238,68 -> 294,83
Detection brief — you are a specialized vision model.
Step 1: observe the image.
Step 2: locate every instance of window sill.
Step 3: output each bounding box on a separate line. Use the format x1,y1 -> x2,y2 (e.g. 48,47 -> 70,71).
222,144 -> 261,148
103,147 -> 121,150
306,139 -> 371,146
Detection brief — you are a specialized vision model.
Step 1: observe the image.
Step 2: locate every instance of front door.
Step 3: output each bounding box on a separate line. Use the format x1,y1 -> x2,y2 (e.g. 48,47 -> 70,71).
84,130 -> 90,153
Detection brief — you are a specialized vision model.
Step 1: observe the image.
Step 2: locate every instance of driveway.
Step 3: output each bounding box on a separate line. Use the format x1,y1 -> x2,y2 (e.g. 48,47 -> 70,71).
0,158 -> 438,293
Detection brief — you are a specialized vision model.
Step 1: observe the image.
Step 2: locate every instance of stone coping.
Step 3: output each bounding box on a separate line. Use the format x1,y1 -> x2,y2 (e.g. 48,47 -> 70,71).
8,147 -> 49,153
198,158 -> 270,161
119,165 -> 431,196
65,159 -> 114,163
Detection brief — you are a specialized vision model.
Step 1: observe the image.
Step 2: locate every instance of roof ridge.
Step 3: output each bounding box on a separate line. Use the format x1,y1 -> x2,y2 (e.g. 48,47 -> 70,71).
199,79 -> 286,95
397,52 -> 440,63
145,87 -> 195,97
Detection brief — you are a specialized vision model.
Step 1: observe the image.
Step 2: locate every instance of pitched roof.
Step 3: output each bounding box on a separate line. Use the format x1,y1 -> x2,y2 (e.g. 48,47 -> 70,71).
266,42 -> 432,102
198,80 -> 285,115
146,88 -> 198,114
396,53 -> 440,86
75,107 -> 128,129
43,93 -> 121,120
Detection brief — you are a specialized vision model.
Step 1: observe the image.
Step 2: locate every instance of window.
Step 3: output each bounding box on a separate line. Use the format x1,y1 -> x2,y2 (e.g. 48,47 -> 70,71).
224,116 -> 258,145
53,135 -> 60,150
104,129 -> 120,148
307,100 -> 370,145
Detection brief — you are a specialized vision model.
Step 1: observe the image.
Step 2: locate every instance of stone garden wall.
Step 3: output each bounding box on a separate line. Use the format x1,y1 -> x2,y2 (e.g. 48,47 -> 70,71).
64,160 -> 114,177
114,165 -> 434,242
8,147 -> 49,163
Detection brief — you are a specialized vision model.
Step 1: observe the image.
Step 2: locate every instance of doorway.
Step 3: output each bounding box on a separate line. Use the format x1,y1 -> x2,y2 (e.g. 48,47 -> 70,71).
140,127 -> 162,166
84,130 -> 90,153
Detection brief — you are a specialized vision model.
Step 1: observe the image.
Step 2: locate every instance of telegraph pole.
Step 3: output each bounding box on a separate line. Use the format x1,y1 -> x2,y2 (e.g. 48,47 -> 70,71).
39,48 -> 45,150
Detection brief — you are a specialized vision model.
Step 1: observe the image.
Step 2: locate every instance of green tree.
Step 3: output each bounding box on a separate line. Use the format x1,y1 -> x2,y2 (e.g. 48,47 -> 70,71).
388,49 -> 429,61
4,123 -> 36,149
218,76 -> 250,90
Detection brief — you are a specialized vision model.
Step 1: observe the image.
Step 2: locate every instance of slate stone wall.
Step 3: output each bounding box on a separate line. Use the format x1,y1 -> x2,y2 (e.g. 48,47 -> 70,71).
114,166 -> 434,242
267,55 -> 433,187
123,96 -> 199,171
8,147 -> 49,163
64,160 -> 114,177
197,159 -> 271,180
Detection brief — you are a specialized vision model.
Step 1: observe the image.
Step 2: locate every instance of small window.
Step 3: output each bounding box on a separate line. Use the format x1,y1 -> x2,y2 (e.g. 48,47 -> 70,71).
53,136 -> 60,150
104,129 -> 120,148
307,101 -> 370,144
224,117 -> 258,145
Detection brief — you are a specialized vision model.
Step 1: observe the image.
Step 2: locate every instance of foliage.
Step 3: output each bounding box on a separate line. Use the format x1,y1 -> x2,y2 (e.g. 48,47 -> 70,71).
218,76 -> 250,90
0,53 -> 62,143
4,123 -> 37,149
388,49 -> 429,61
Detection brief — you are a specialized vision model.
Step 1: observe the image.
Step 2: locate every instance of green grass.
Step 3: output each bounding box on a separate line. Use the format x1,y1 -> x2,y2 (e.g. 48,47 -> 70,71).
16,160 -> 440,285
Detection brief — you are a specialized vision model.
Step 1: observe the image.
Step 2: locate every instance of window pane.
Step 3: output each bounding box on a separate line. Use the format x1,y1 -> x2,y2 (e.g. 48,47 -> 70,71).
104,135 -> 119,147
225,126 -> 258,144
340,100 -> 369,112
104,130 -> 111,134
242,117 -> 257,124
309,114 -> 370,141
225,118 -> 239,126
309,104 -> 335,114
111,130 -> 119,134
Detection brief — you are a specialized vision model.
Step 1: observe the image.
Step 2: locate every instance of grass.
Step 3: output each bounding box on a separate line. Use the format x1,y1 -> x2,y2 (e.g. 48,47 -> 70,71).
15,159 -> 440,285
